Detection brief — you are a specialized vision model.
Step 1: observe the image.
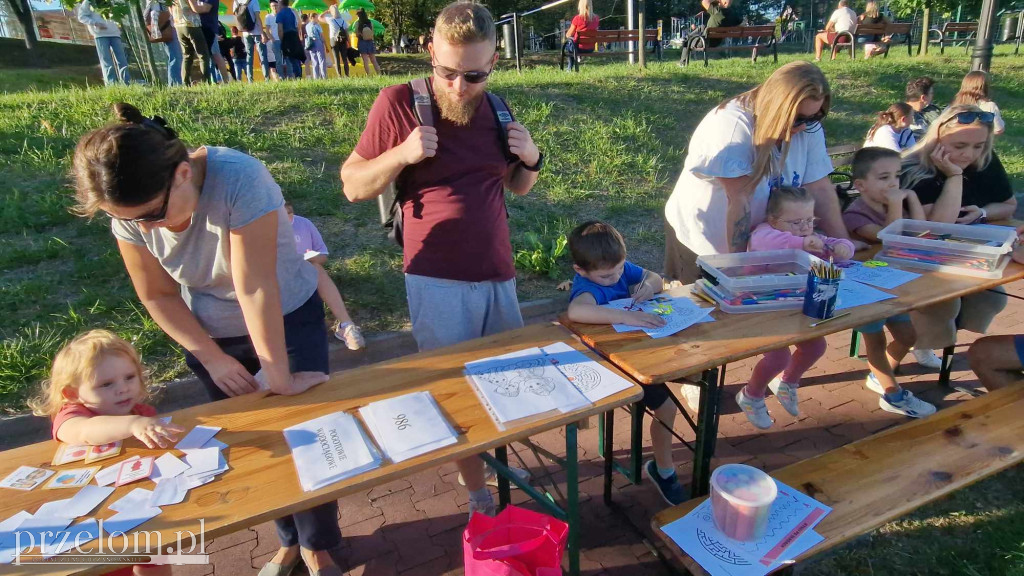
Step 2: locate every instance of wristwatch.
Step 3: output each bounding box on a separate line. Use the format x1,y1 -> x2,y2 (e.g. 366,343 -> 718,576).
521,152 -> 544,172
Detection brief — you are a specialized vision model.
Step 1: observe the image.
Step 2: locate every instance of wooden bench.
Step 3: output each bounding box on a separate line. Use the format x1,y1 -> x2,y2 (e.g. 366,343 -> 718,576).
652,383 -> 1024,574
560,29 -> 662,71
681,24 -> 777,66
830,21 -> 914,59
929,21 -> 978,54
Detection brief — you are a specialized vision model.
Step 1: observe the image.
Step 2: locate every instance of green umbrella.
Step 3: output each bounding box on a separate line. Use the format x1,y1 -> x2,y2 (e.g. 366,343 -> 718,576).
293,0 -> 328,10
339,0 -> 375,11
367,17 -> 385,34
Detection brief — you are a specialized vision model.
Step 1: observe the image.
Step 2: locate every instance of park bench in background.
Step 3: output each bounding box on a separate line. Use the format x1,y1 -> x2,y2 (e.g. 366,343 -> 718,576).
653,383 -> 1024,574
560,29 -> 662,71
830,21 -> 914,59
929,21 -> 979,54
682,25 -> 778,66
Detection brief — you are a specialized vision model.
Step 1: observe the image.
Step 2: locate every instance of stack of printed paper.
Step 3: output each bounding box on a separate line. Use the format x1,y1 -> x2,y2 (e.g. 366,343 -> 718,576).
359,392 -> 458,463
660,479 -> 831,576
466,347 -> 591,425
604,296 -> 715,338
283,411 -> 382,492
466,343 -> 635,426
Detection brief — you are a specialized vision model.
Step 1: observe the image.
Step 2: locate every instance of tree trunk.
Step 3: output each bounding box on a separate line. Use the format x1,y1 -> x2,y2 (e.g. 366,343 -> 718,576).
4,0 -> 39,50
919,7 -> 930,55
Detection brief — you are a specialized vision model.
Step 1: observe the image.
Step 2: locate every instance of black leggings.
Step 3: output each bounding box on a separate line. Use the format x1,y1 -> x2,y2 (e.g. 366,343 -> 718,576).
332,40 -> 349,77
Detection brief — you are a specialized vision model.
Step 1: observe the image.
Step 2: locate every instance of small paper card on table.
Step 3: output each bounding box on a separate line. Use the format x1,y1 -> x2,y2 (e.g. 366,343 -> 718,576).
358,391 -> 458,463
44,467 -> 100,490
84,441 -> 122,463
95,457 -> 138,487
115,456 -> 154,487
52,444 -> 90,466
0,466 -> 55,491
175,426 -> 222,453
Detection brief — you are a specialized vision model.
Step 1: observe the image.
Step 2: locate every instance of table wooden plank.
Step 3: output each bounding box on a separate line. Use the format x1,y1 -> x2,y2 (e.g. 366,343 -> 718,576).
563,258 -> 1024,385
650,383 -> 1024,574
0,322 -> 643,576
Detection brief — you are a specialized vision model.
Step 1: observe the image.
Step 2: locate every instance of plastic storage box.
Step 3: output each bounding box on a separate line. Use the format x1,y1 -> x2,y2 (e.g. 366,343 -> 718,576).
877,220 -> 1016,279
696,250 -> 827,313
710,463 -> 778,541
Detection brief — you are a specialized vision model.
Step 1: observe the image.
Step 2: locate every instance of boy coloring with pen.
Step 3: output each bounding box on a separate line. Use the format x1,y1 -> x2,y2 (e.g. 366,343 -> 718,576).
736,186 -> 854,428
566,221 -> 689,505
842,147 -> 936,417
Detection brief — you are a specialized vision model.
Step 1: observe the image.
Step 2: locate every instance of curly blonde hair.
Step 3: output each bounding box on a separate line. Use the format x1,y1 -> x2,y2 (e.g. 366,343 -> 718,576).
29,330 -> 151,418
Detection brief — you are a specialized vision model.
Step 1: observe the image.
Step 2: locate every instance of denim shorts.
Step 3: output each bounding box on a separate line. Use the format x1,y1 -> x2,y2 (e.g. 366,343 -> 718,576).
184,292 -> 328,401
858,313 -> 911,334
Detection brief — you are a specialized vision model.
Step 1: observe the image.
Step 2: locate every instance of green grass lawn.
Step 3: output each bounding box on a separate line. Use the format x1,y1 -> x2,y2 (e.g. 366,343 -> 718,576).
0,45 -> 1022,574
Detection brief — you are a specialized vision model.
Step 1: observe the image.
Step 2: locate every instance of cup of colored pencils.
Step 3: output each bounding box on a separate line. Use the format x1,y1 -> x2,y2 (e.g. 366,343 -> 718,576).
710,463 -> 778,541
802,259 -> 841,320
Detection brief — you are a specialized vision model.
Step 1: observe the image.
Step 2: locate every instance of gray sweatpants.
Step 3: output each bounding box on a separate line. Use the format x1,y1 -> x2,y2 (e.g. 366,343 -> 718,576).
405,274 -> 524,352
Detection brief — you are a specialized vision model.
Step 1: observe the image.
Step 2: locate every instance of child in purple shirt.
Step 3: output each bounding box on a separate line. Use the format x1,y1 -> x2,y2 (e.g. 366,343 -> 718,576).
286,203 -> 364,350
736,186 -> 853,429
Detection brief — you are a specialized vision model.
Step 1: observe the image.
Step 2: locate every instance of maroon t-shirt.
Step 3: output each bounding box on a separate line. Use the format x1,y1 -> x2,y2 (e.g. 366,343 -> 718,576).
354,83 -> 516,282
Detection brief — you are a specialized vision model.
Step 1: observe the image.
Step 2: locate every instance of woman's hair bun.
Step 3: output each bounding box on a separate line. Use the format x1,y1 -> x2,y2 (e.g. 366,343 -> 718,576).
113,102 -> 145,124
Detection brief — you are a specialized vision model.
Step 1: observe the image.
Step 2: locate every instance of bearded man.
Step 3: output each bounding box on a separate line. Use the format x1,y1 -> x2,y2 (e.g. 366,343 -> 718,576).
340,1 -> 542,518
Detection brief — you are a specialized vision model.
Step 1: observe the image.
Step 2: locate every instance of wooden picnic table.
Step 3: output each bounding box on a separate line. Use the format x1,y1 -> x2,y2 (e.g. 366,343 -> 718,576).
0,322 -> 642,576
561,245 -> 1024,498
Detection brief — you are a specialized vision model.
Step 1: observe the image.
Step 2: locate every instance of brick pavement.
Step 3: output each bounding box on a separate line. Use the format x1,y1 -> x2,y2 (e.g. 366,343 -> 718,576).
185,282 -> 1024,575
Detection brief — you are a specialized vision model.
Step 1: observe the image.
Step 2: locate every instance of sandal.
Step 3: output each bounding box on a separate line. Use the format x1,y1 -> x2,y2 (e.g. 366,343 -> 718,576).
257,555 -> 301,576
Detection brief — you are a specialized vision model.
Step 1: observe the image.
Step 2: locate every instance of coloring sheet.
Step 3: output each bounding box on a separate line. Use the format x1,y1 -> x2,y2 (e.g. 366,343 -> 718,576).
604,296 -> 715,338
839,261 -> 920,290
835,281 -> 896,311
465,347 -> 590,424
660,480 -> 831,576
540,342 -> 635,403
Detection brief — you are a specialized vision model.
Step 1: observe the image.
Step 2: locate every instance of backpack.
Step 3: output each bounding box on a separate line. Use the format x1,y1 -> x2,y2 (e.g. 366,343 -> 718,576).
234,0 -> 256,32
332,17 -> 347,44
360,21 -> 374,40
378,77 -> 516,247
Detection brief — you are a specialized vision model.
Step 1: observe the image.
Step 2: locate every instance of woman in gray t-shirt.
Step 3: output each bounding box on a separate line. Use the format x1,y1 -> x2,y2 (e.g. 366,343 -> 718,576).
72,103 -> 342,576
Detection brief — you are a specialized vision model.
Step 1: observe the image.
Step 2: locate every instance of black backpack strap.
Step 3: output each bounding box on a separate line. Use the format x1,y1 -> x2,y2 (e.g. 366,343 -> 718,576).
485,92 -> 515,162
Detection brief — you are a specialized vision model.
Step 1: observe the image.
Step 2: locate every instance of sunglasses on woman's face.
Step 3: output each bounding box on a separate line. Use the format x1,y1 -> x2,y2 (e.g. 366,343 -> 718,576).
113,184 -> 172,224
792,110 -> 826,128
944,110 -> 995,126
431,59 -> 495,84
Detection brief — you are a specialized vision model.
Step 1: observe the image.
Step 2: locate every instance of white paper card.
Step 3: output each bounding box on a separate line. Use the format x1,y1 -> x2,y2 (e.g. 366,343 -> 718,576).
182,448 -> 220,477
465,347 -> 591,424
175,426 -> 222,452
0,466 -> 55,491
202,438 -> 228,451
540,342 -> 634,402
95,457 -> 138,487
149,476 -> 189,507
108,488 -> 154,513
283,411 -> 381,492
358,392 -> 458,463
102,507 -> 161,536
151,453 -> 190,482
66,485 -> 115,517
41,518 -> 101,558
33,499 -> 72,519
835,280 -> 896,311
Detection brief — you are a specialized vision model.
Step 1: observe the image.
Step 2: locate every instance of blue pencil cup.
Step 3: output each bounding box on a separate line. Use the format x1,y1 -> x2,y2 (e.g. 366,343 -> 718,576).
802,273 -> 839,320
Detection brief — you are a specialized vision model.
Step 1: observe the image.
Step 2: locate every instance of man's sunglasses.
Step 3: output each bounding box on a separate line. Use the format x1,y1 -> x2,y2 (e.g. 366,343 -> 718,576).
792,110 -> 826,128
431,61 -> 494,84
944,110 -> 995,126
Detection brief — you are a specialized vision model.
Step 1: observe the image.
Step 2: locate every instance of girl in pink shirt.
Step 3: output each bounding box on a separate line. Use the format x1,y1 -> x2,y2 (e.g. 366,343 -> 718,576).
736,186 -> 854,429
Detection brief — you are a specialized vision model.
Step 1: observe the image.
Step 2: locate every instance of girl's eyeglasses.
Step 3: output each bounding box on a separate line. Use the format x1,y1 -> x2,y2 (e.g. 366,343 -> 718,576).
780,216 -> 819,228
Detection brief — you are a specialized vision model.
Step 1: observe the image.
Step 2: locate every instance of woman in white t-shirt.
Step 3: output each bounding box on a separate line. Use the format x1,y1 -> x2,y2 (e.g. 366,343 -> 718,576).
951,70 -> 1006,136
319,3 -> 350,77
863,102 -> 916,151
664,61 -> 852,282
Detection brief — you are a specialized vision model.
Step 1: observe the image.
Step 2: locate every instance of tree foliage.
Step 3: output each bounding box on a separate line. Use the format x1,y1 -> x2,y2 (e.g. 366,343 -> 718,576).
57,0 -> 132,21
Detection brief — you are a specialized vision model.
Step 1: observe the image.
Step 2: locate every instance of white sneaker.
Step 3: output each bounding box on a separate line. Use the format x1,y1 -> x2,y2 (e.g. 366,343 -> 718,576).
335,322 -> 365,351
865,373 -> 887,396
736,387 -> 773,429
467,496 -> 496,519
879,389 -> 936,418
680,382 -> 702,412
912,349 -> 942,370
458,464 -> 531,489
768,378 -> 800,417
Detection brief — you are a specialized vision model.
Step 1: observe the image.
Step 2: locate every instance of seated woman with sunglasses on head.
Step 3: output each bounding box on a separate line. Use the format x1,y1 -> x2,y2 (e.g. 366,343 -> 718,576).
71,102 -> 342,576
899,105 -> 1014,371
